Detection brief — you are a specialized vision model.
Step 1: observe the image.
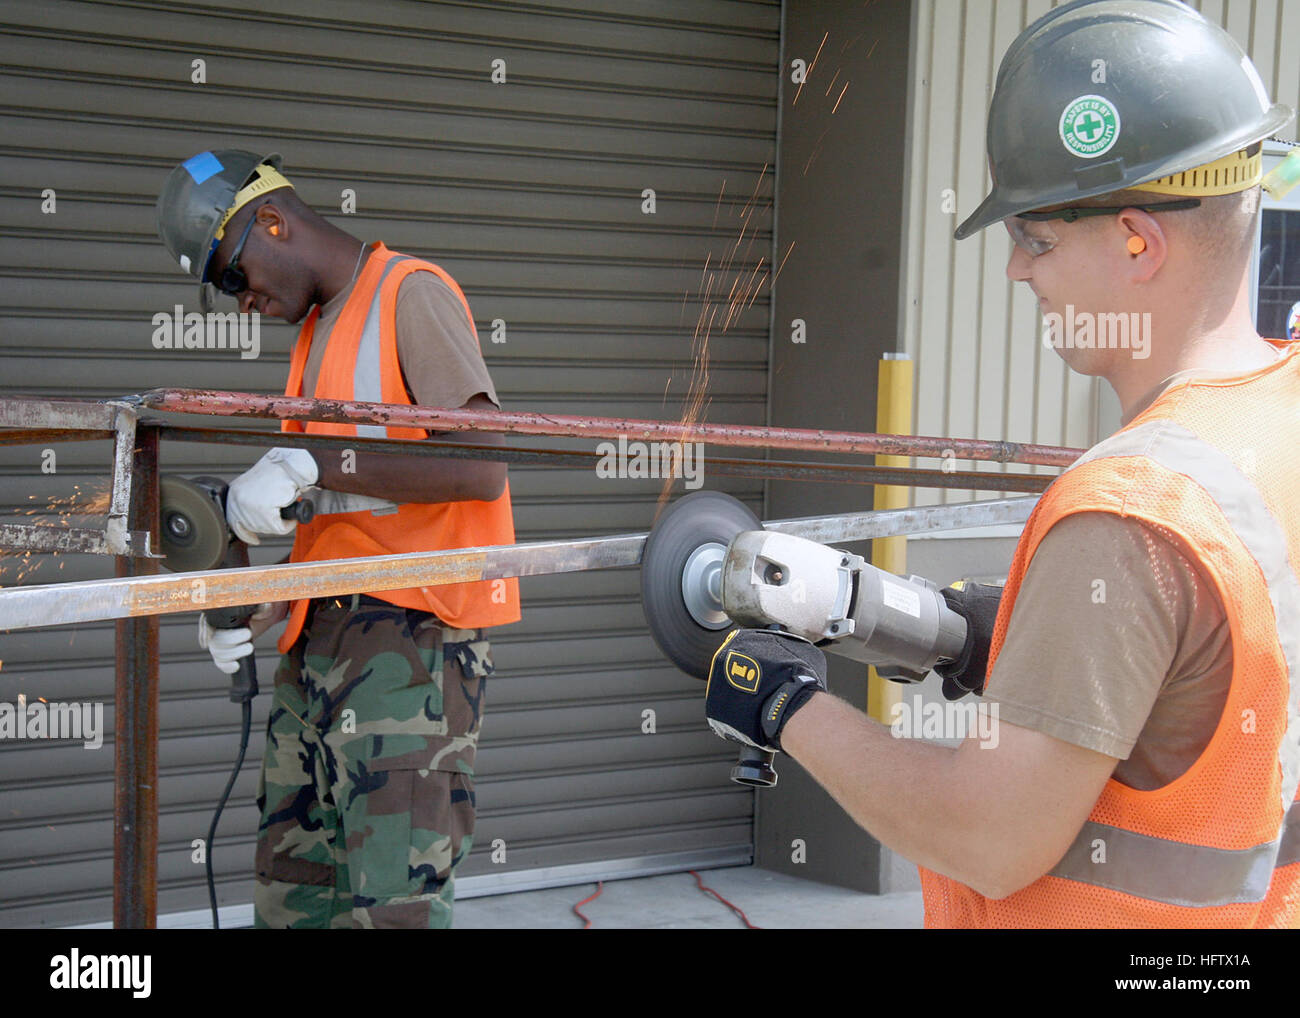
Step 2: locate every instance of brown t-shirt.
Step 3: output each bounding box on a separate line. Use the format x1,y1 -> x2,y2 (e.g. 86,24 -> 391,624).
977,360 -> 1283,792
301,266 -> 499,410
984,512 -> 1233,790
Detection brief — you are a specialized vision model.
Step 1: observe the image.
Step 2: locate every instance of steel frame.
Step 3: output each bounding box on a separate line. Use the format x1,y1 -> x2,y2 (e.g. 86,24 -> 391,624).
0,398 -> 157,558
0,391 -> 1075,927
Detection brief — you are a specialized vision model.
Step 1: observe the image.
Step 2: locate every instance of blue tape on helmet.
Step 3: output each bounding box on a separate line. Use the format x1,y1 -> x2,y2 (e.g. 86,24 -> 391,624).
182,151 -> 223,185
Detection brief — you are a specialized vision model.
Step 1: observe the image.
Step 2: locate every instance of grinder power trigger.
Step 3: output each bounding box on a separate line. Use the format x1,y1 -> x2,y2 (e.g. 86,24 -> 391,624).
640,491 -> 981,787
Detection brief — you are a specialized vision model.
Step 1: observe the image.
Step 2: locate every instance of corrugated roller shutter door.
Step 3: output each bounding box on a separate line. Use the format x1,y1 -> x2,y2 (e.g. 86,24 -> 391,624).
0,0 -> 779,925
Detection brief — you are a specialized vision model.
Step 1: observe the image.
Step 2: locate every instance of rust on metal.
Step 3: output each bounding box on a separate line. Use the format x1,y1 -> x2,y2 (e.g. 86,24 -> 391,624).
154,423 -> 1053,492
139,388 -> 1084,467
0,428 -> 115,446
0,498 -> 1039,631
114,424 -> 159,929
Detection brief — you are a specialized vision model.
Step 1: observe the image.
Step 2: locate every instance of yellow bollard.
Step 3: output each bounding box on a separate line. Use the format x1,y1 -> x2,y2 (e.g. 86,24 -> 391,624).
867,354 -> 912,723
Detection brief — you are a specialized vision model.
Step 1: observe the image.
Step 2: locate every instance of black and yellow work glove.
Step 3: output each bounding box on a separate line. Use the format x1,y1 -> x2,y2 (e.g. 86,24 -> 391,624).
934,580 -> 1004,700
705,629 -> 827,752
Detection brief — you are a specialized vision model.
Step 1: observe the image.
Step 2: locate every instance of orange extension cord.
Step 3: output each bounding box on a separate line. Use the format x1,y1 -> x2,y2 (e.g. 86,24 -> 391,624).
571,872 -> 762,929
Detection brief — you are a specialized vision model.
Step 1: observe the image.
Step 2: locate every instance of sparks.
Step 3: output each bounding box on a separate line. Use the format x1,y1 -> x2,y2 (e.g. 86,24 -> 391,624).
831,81 -> 850,115
775,241 -> 797,282
656,166 -> 774,513
792,31 -> 829,107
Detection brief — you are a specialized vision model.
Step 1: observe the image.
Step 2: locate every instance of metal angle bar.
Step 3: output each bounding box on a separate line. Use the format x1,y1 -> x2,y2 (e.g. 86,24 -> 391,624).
0,397 -> 119,431
764,496 -> 1038,544
0,534 -> 646,631
139,388 -> 1085,467
0,428 -> 116,446
0,522 -> 155,556
0,498 -> 1037,630
153,423 -> 1053,492
105,402 -> 137,556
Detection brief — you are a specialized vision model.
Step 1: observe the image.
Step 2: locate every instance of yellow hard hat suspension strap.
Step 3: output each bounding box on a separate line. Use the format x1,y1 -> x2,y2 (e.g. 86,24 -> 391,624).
213,164 -> 295,241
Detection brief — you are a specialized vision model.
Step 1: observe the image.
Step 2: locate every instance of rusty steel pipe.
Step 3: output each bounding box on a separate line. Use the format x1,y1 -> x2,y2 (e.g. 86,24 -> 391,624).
139,389 -> 1084,468
152,424 -> 1053,492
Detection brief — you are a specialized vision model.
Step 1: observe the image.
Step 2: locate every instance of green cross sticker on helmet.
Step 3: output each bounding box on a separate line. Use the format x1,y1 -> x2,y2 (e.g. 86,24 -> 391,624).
1059,95 -> 1121,159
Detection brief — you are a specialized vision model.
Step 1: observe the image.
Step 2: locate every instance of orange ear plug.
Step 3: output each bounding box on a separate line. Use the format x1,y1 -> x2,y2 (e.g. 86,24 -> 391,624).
1127,235 -> 1146,255
269,224 -> 279,236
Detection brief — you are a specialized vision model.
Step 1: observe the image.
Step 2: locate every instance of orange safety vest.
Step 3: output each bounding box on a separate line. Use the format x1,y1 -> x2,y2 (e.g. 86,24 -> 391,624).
277,242 -> 521,652
920,340 -> 1300,928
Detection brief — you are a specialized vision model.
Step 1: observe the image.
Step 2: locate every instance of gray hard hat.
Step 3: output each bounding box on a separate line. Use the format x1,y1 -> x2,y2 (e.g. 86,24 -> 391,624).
155,149 -> 288,310
955,0 -> 1295,240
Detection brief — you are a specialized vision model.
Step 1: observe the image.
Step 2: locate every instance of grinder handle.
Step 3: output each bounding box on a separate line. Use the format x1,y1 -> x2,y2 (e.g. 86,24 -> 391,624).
727,624 -> 788,788
280,497 -> 314,524
209,537 -> 261,703
228,657 -> 258,704
732,745 -> 778,787
204,603 -> 260,703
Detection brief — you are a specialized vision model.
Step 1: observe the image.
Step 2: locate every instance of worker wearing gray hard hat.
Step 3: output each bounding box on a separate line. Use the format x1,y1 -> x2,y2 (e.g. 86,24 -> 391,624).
156,149 -> 520,928
156,150 -> 289,314
704,0 -> 1300,927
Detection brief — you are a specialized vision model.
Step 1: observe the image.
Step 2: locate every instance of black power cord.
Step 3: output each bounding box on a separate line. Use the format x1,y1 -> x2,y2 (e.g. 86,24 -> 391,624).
206,697 -> 253,931
200,606 -> 260,931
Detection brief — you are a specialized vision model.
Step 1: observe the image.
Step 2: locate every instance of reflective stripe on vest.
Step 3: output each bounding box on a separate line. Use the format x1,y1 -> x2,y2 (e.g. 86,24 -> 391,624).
354,255 -> 411,439
1050,816 -> 1293,908
1282,805 -> 1300,868
1049,798 -> 1300,908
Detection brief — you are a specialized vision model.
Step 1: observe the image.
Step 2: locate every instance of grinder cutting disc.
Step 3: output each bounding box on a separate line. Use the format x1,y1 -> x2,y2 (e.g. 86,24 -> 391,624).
640,490 -> 762,680
159,475 -> 229,573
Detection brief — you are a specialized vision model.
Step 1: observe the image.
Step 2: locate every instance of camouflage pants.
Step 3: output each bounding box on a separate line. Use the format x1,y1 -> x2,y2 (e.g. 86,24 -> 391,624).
254,595 -> 493,929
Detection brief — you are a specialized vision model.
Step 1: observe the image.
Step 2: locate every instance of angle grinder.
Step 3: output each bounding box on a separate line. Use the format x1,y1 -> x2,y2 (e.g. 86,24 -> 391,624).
157,474 -> 314,931
640,491 -> 970,787
158,475 -> 314,701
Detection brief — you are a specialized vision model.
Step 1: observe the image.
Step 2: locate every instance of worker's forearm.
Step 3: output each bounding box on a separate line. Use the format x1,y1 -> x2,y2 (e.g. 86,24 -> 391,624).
312,434 -> 507,504
779,692 -> 1005,896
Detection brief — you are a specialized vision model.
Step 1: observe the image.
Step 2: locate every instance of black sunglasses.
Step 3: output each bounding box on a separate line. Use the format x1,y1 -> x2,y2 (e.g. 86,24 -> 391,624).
209,205 -> 262,296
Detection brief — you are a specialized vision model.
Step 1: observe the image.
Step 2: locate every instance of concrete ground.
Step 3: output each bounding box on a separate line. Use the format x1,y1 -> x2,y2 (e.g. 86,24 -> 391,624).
454,865 -> 924,929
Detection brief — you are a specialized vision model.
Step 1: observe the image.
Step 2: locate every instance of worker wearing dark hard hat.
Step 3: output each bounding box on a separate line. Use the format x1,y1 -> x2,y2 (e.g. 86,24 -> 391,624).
156,151 -> 521,928
704,0 -> 1300,927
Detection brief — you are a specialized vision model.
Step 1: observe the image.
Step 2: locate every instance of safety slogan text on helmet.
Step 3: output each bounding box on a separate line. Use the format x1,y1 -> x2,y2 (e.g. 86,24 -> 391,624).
1059,95 -> 1122,159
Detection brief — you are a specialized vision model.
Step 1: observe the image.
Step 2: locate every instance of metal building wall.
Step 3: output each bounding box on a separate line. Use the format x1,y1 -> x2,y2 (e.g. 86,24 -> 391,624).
901,0 -> 1300,507
0,0 -> 780,926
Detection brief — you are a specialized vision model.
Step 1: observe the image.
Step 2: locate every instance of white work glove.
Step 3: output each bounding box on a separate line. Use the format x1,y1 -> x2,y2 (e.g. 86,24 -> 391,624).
197,615 -> 253,675
225,447 -> 318,545
197,603 -> 286,675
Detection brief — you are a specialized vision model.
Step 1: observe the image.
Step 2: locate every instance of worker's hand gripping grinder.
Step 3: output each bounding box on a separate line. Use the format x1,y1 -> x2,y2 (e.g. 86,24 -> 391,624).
158,475 -> 313,702
640,492 -> 1002,786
